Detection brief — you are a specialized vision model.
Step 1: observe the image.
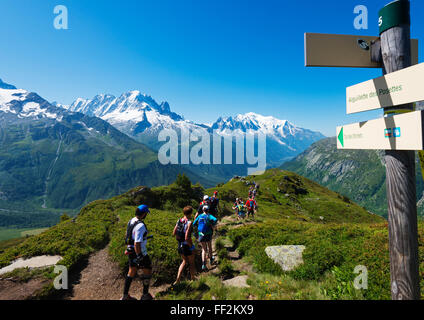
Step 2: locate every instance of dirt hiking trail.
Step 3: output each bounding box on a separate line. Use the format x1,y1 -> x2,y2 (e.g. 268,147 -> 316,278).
66,214 -> 256,300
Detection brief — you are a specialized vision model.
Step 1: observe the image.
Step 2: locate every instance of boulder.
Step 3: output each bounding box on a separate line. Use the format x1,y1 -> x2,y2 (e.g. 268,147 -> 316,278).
265,245 -> 306,272
223,275 -> 250,288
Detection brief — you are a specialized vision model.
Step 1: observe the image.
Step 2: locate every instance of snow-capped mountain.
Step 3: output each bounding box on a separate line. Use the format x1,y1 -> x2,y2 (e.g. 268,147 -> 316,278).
0,79 -> 208,218
211,112 -> 326,166
212,112 -> 322,144
61,91 -> 203,149
63,92 -> 325,166
0,87 -> 63,121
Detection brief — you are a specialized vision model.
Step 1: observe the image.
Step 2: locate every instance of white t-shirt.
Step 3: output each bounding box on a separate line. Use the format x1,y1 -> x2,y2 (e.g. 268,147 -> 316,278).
130,217 -> 148,256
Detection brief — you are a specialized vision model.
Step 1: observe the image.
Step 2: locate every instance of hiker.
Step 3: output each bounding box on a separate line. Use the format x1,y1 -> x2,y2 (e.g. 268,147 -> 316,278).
236,200 -> 246,220
248,186 -> 254,198
246,197 -> 257,219
209,191 -> 220,218
172,206 -> 196,285
195,195 -> 211,219
193,205 -> 217,271
232,198 -> 240,217
121,204 -> 153,301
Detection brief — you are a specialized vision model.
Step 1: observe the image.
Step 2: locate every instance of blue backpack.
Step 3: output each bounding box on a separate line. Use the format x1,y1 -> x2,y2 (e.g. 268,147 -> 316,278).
197,214 -> 217,234
197,214 -> 210,234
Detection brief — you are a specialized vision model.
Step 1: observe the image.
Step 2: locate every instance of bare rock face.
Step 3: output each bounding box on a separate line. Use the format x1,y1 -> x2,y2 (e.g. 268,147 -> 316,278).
265,245 -> 306,272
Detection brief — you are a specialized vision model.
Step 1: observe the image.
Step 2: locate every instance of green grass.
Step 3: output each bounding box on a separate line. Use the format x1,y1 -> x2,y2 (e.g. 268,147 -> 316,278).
1,169 -> 421,300
156,272 -> 341,300
0,228 -> 49,241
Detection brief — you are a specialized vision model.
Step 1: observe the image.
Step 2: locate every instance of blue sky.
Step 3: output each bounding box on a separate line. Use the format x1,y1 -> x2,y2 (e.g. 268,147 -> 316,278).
1,0 -> 423,136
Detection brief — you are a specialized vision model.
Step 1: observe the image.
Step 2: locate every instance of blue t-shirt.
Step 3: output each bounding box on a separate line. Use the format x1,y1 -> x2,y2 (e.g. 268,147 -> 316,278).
193,213 -> 217,236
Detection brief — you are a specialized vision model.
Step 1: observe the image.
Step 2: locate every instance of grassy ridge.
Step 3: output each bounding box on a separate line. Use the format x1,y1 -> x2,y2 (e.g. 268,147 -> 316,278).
0,170 -> 422,300
283,138 -> 424,218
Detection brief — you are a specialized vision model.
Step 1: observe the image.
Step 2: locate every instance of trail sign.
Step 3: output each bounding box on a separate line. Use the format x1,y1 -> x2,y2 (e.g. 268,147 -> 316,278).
304,33 -> 418,68
336,111 -> 424,150
346,62 -> 424,114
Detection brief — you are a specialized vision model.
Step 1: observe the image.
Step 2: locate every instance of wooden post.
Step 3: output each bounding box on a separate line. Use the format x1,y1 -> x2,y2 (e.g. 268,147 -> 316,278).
380,0 -> 420,300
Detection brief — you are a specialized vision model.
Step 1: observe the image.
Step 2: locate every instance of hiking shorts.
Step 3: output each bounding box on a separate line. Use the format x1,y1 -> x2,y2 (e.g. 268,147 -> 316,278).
198,233 -> 212,243
178,242 -> 195,256
128,252 -> 152,269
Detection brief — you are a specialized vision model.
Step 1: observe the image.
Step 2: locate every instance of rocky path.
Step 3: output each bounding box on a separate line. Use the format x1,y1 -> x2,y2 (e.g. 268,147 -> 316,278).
66,214 -> 256,300
66,246 -> 170,300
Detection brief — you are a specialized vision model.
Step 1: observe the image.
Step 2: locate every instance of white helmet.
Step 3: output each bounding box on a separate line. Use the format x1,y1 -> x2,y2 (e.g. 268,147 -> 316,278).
203,195 -> 209,201
203,205 -> 209,212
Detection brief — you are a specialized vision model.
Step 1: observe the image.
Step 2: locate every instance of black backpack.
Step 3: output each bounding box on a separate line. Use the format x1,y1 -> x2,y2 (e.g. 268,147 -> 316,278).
175,218 -> 188,242
125,219 -> 142,245
210,197 -> 218,210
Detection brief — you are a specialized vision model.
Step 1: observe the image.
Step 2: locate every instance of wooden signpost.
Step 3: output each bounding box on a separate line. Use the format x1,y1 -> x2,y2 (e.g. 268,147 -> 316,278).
379,0 -> 420,301
304,33 -> 418,68
306,0 -> 420,300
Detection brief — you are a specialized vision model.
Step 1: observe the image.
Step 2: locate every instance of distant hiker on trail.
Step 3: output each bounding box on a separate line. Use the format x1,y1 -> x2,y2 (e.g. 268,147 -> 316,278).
195,195 -> 211,219
248,186 -> 254,198
209,191 -> 220,217
246,197 -> 257,219
233,198 -> 240,215
172,206 -> 196,285
193,205 -> 218,271
233,198 -> 246,220
121,204 -> 153,301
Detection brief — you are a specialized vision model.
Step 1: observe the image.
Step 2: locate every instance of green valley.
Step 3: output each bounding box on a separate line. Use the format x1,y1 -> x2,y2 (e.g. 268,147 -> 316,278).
282,137 -> 424,218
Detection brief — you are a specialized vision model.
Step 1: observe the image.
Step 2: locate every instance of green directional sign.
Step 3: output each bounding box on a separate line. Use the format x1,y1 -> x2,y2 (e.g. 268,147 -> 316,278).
336,111 -> 424,151
338,127 -> 344,147
379,0 -> 410,35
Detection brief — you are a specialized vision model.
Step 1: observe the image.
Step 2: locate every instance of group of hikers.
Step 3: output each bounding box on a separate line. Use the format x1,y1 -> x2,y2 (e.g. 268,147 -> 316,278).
120,184 -> 259,301
232,183 -> 259,220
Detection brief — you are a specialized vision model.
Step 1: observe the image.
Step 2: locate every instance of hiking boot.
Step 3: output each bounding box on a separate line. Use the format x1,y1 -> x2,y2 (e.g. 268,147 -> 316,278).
202,264 -> 208,272
120,294 -> 137,301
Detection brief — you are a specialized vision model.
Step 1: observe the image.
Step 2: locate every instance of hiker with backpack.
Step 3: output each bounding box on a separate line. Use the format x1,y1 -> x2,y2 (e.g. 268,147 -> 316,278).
121,205 -> 153,301
232,198 -> 245,220
195,195 -> 211,219
172,206 -> 196,285
193,205 -> 217,271
209,191 -> 220,218
245,197 -> 257,219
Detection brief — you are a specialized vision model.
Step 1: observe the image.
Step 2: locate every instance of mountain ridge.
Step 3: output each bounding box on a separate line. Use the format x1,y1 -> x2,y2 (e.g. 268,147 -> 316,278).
60,91 -> 326,167
281,137 -> 424,217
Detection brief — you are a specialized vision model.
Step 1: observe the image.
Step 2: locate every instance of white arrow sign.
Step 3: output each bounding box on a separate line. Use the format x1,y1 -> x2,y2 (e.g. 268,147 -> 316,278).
337,111 -> 424,150
346,62 -> 424,114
